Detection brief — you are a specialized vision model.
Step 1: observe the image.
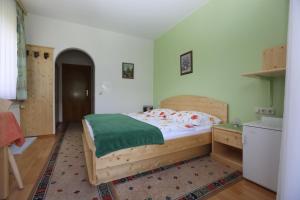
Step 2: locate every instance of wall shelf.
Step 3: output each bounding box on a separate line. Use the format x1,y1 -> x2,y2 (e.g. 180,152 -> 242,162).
241,68 -> 286,78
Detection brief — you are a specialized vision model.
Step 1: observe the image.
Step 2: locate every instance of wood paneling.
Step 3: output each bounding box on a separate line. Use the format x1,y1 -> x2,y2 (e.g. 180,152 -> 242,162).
95,146 -> 210,183
262,45 -> 287,70
20,45 -> 54,136
95,133 -> 211,170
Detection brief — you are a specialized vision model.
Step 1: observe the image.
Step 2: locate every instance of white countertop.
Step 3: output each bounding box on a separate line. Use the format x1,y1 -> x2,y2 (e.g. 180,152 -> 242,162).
243,117 -> 283,131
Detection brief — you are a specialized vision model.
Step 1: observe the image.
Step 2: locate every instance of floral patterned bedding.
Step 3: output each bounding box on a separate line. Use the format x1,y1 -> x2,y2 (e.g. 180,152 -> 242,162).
126,109 -> 221,134
86,109 -> 222,142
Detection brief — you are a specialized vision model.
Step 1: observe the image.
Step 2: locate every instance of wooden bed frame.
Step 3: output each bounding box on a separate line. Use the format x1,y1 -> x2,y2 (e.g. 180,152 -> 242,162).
82,95 -> 228,185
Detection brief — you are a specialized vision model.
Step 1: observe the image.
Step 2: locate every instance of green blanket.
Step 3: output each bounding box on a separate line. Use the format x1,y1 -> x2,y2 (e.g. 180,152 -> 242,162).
85,114 -> 164,157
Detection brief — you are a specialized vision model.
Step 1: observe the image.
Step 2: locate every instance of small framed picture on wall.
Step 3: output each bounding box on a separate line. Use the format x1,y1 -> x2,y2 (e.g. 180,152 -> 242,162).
180,51 -> 193,75
122,62 -> 134,79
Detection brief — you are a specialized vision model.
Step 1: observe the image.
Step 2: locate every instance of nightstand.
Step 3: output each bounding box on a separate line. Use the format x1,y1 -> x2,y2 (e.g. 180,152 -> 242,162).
211,124 -> 243,171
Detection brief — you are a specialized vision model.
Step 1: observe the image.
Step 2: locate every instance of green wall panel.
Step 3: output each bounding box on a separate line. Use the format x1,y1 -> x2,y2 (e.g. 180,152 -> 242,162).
154,0 -> 288,122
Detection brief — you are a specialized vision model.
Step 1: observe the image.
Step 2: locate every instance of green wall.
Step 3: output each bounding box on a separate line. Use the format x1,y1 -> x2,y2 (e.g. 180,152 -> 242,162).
154,0 -> 288,122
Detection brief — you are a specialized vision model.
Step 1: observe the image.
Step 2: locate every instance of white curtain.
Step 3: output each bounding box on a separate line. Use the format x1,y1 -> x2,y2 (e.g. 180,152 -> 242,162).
277,0 -> 300,199
0,0 -> 18,99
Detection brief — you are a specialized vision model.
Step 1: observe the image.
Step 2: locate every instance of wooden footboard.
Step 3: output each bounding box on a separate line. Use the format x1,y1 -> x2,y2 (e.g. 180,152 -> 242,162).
82,120 -> 212,185
82,121 -> 98,185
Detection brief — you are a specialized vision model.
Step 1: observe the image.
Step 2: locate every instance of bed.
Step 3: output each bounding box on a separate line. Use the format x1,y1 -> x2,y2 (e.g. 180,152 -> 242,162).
82,95 -> 228,185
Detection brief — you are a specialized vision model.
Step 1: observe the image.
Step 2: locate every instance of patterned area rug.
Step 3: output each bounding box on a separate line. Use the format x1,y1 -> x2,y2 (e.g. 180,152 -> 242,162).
31,123 -> 241,200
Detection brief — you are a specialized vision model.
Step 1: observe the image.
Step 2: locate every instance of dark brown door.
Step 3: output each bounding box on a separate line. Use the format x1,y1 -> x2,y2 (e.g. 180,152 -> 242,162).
62,64 -> 91,122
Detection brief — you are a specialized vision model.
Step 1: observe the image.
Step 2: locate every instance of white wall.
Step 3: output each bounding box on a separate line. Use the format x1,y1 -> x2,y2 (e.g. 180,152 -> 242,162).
56,50 -> 94,122
277,0 -> 300,199
25,14 -> 154,121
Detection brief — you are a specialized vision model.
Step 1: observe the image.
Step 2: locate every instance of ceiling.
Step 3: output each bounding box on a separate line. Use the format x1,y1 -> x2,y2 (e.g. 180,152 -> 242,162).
21,0 -> 208,39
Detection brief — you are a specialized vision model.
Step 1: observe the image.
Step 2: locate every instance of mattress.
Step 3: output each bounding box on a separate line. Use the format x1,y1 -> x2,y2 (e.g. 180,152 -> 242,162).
85,114 -> 213,141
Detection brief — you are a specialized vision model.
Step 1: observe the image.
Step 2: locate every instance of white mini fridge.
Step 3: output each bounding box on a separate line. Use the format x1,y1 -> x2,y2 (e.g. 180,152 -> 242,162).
243,117 -> 283,192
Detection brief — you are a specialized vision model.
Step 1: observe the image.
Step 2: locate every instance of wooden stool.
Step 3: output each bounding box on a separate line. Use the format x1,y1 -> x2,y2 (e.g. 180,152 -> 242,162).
8,148 -> 24,189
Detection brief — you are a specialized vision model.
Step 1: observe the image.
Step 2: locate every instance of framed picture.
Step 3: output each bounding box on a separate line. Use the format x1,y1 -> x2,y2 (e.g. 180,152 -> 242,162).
122,62 -> 134,79
180,51 -> 193,75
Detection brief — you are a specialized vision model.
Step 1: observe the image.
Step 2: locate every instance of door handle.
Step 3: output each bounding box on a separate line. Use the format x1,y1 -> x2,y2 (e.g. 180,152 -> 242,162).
85,90 -> 89,97
20,104 -> 25,109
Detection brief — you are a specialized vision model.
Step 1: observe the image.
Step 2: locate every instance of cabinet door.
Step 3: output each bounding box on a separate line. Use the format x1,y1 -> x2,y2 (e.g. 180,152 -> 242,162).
20,45 -> 54,136
243,126 -> 281,191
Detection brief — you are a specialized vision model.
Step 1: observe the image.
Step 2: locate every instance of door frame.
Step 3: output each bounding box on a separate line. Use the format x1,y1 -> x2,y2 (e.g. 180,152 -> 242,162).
54,49 -> 95,126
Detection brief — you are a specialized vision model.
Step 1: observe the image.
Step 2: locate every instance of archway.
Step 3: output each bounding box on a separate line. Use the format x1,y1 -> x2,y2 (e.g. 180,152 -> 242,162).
55,48 -> 95,126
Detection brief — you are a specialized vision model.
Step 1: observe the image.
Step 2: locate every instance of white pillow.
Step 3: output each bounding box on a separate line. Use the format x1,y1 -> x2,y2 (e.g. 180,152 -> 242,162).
170,111 -> 221,126
145,108 -> 176,117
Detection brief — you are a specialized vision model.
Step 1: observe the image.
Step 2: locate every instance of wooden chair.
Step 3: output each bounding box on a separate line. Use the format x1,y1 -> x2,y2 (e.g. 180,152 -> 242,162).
0,99 -> 24,199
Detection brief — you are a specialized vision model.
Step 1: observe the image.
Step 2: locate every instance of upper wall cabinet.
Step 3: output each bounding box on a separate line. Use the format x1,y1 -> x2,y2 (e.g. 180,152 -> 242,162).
242,45 -> 286,78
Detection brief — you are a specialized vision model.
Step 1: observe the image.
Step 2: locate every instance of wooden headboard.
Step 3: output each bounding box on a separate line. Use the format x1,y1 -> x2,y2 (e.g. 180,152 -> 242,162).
160,95 -> 228,123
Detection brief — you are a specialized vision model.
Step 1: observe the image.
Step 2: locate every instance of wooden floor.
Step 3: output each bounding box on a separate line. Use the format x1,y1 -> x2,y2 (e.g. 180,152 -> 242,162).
6,135 -> 57,200
5,128 -> 276,200
208,179 -> 275,200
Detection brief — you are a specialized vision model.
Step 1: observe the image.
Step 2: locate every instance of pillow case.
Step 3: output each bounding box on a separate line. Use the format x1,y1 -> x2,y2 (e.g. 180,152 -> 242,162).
170,111 -> 222,126
145,108 -> 176,119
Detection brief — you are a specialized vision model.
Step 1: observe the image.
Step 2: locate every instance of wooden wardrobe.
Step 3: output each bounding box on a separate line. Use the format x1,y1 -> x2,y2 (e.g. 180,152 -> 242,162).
20,45 -> 54,136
